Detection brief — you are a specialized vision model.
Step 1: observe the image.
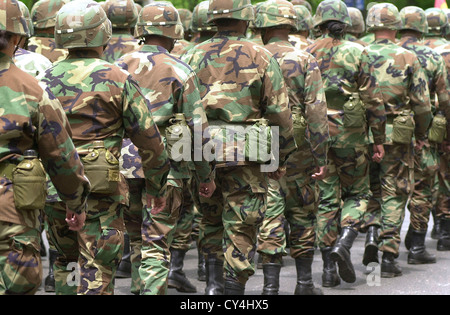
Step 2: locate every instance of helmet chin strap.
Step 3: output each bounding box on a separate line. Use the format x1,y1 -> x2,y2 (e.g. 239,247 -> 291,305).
13,36 -> 23,54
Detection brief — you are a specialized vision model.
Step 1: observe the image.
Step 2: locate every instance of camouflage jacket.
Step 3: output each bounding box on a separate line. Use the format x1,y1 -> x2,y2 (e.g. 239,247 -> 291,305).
102,31 -> 140,63
171,39 -> 194,59
182,30 -> 296,169
264,37 -> 329,168
115,44 -> 214,182
398,36 -> 450,123
306,34 -> 386,148
364,38 -> 432,144
27,35 -> 68,63
0,52 -> 89,229
14,47 -> 52,79
288,34 -> 314,51
41,49 -> 169,205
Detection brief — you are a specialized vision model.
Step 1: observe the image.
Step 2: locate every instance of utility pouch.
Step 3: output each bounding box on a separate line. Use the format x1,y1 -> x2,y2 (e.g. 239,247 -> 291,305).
12,150 -> 47,210
292,106 -> 307,146
392,110 -> 415,144
81,141 -> 120,194
245,118 -> 272,164
165,113 -> 191,162
428,112 -> 447,144
343,94 -> 365,128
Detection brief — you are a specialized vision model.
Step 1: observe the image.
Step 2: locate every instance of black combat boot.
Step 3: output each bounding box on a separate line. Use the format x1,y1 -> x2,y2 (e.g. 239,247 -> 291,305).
197,248 -> 206,282
431,208 -> 441,240
404,224 -> 413,250
167,248 -> 197,293
437,218 -> 450,251
408,230 -> 436,264
294,257 -> 323,295
261,263 -> 281,295
205,257 -> 224,295
116,233 -> 131,278
320,247 -> 340,287
44,249 -> 59,292
381,252 -> 402,278
224,279 -> 245,295
363,225 -> 379,266
330,227 -> 358,283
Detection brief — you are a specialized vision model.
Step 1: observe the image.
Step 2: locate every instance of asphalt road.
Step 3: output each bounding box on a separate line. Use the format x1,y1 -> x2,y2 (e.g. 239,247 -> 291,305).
35,210 -> 450,296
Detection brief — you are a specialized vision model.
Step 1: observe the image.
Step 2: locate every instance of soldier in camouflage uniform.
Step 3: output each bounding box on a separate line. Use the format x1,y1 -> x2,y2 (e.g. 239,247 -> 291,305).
42,0 -> 170,295
102,0 -> 140,63
345,7 -> 367,47
290,0 -> 312,13
28,0 -> 68,63
363,3 -> 432,277
254,0 -> 329,295
0,0 -> 90,295
423,8 -> 450,252
288,4 -> 314,50
397,6 -> 450,265
115,1 -> 216,295
182,0 -> 296,295
171,8 -> 193,58
306,0 -> 386,286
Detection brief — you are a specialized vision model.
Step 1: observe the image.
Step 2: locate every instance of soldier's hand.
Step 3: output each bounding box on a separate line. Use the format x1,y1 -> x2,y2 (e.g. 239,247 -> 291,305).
199,181 -> 216,198
65,210 -> 86,231
147,195 -> 166,215
311,166 -> 327,180
372,144 -> 385,163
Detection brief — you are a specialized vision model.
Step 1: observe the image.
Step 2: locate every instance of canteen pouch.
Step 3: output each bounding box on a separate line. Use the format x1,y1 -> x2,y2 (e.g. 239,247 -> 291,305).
428,112 -> 447,144
165,113 -> 191,163
343,94 -> 365,128
12,158 -> 47,210
82,146 -> 120,194
292,106 -> 307,146
392,110 -> 415,144
245,119 -> 272,164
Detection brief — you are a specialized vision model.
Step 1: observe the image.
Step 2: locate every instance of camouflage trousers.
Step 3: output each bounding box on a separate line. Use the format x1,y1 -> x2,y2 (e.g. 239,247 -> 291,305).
436,151 -> 450,219
316,147 -> 370,249
408,145 -> 439,231
139,179 -> 185,295
44,201 -> 125,295
0,221 -> 42,295
198,165 -> 267,286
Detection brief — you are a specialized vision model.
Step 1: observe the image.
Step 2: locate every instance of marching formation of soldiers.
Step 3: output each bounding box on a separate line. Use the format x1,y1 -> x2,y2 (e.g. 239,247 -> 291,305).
0,0 -> 449,296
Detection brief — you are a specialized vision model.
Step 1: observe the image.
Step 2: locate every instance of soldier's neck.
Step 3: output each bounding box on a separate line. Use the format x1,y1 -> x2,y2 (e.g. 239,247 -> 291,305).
374,30 -> 397,42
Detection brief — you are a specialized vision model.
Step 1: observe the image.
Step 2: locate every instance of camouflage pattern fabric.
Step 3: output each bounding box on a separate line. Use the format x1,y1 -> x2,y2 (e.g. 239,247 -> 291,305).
102,32 -> 140,63
14,47 -> 52,79
27,36 -> 68,63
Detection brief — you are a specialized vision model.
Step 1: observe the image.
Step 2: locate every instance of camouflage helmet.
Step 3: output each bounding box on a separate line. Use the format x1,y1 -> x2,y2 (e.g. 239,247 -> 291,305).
400,6 -> 428,34
18,0 -> 33,36
425,8 -> 448,34
313,0 -> 351,28
191,1 -> 217,32
178,8 -> 192,32
134,1 -> 184,40
290,0 -> 312,13
31,0 -> 69,29
103,0 -> 139,29
254,0 -> 298,31
366,3 -> 402,31
207,0 -> 254,24
347,7 -> 365,34
55,0 -> 112,49
0,0 -> 29,37
293,4 -> 313,31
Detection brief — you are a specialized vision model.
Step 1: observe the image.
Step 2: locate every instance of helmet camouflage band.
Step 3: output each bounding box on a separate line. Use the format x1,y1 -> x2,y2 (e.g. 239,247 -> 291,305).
0,0 -> 29,36
134,1 -> 184,40
313,0 -> 351,28
366,3 -> 402,31
347,7 -> 365,34
290,0 -> 312,13
400,6 -> 428,34
103,0 -> 139,29
18,0 -> 33,36
55,0 -> 112,49
293,4 -> 313,31
255,0 -> 298,31
425,7 -> 448,34
31,0 -> 69,29
178,8 -> 192,32
191,1 -> 217,32
207,0 -> 254,23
